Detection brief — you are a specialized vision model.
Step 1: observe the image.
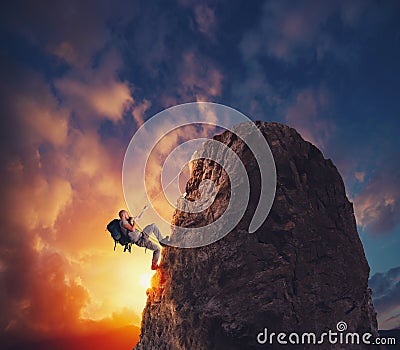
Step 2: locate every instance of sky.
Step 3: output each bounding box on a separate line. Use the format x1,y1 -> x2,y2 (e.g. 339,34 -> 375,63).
0,0 -> 400,347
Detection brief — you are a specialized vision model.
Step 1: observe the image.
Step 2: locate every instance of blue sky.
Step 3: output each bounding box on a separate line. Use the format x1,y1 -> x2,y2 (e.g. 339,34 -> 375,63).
1,0 -> 400,338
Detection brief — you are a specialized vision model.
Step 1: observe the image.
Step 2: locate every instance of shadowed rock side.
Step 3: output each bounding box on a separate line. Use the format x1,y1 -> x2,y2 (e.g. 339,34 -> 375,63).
135,122 -> 380,350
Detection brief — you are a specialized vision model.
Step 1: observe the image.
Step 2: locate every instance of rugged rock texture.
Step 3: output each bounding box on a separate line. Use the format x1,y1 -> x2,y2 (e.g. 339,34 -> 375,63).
135,122 -> 379,350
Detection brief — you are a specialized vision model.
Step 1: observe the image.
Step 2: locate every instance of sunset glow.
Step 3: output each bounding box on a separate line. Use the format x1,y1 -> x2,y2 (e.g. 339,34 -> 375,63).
1,1 -> 400,349
139,272 -> 155,289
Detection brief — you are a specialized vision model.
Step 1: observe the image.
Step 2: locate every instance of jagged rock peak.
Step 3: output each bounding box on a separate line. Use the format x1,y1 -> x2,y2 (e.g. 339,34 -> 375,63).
135,122 -> 379,350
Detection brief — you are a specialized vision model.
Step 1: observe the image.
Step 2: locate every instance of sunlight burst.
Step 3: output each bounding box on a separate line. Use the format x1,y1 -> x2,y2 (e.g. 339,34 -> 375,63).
138,272 -> 154,289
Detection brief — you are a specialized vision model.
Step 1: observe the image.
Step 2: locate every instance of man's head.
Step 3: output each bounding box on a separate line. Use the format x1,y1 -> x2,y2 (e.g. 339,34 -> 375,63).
118,210 -> 129,220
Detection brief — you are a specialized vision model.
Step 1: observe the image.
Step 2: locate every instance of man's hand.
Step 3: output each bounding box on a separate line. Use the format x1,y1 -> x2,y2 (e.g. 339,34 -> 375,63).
123,217 -> 136,232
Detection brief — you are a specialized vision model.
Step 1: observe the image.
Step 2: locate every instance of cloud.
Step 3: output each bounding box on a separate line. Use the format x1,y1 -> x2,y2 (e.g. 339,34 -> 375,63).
0,0 -> 232,346
238,0 -> 394,63
369,266 -> 400,330
284,87 -> 335,149
0,65 -> 73,232
0,234 -> 90,335
11,174 -> 72,230
0,46 -> 138,347
123,3 -> 185,78
15,96 -> 69,147
122,108 -> 221,234
1,0 -> 135,68
0,67 -> 69,157
69,130 -> 116,180
239,0 -> 335,61
55,50 -> 133,123
1,240 -> 143,345
132,99 -> 152,127
194,4 -> 217,38
230,60 -> 280,119
0,61 -> 86,337
355,171 -> 366,183
19,252 -> 89,334
354,161 -> 400,234
142,123 -> 216,222
178,51 -> 223,101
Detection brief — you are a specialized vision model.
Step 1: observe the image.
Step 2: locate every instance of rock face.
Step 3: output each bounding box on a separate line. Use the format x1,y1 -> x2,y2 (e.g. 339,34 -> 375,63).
135,122 -> 379,350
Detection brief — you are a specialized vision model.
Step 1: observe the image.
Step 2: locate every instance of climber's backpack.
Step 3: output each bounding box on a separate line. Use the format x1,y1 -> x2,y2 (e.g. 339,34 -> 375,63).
106,219 -> 132,253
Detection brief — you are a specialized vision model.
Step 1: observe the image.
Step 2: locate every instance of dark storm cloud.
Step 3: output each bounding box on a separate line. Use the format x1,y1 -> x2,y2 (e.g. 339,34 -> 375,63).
233,0 -> 400,237
370,266 -> 400,329
119,0 -> 225,107
233,0 -> 400,122
239,0 -> 398,62
0,0 -> 136,67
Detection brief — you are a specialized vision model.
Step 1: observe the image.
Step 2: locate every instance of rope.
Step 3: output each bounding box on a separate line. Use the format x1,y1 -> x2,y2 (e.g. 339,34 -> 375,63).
139,165 -> 187,215
133,205 -> 148,220
130,167 -> 186,246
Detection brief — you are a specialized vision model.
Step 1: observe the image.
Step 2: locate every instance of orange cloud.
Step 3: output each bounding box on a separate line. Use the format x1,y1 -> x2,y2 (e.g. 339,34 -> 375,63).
354,164 -> 400,234
15,96 -> 69,147
14,175 -> 72,230
132,98 -> 152,127
27,253 -> 90,333
2,241 -> 90,335
55,50 -> 133,122
0,6 -> 158,348
355,171 -> 366,183
0,68 -> 69,152
136,122 -> 218,225
355,192 -> 398,233
0,57 -> 149,346
178,51 -> 223,100
0,72 -> 73,231
69,130 -> 114,178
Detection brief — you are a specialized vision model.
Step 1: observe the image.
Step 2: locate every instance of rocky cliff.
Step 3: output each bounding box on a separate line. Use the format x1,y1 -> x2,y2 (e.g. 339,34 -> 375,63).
135,122 -> 379,350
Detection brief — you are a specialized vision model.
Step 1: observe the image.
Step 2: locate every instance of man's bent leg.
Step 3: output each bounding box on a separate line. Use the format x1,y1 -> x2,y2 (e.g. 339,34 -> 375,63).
142,238 -> 160,267
143,223 -> 164,242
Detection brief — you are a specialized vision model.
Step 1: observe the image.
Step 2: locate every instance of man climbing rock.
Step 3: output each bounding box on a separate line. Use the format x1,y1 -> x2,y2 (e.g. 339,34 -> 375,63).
119,209 -> 169,270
